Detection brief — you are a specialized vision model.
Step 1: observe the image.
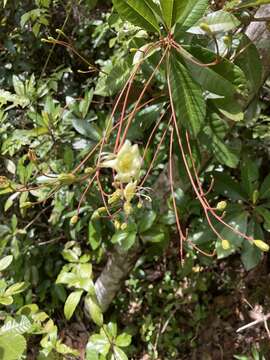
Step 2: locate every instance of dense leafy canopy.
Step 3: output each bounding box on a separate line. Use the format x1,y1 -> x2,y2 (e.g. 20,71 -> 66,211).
1,0 -> 270,358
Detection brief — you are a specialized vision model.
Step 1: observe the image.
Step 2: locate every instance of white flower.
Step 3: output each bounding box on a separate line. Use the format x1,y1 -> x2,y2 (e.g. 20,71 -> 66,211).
101,140 -> 142,183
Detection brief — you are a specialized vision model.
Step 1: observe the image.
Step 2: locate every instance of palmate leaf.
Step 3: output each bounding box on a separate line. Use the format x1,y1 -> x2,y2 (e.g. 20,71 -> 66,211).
169,54 -> 206,136
112,0 -> 160,33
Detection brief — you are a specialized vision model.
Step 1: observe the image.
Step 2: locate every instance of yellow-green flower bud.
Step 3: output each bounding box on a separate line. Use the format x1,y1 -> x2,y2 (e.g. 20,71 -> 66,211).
252,190 -> 259,205
20,202 -> 33,209
84,167 -> 95,174
121,222 -> 128,230
124,181 -> 137,202
216,201 -> 227,211
108,189 -> 122,205
223,35 -> 232,47
253,239 -> 269,252
123,201 -> 132,216
70,215 -> 79,225
199,22 -> 212,33
221,239 -> 230,250
58,173 -> 76,185
137,202 -> 143,209
114,220 -> 121,230
97,207 -> 107,215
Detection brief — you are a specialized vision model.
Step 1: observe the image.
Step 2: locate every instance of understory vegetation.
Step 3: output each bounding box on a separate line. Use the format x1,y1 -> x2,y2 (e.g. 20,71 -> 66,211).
1,0 -> 270,359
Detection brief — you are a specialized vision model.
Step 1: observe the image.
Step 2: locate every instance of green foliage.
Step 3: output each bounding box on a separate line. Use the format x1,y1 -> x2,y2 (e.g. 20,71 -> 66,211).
86,322 -> 131,360
1,0 -> 270,358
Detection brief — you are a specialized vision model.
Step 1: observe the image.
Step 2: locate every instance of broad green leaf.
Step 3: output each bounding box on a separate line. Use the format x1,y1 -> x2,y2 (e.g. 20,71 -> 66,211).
240,156 -> 259,198
111,229 -> 137,251
141,226 -> 167,245
79,89 -> 94,119
95,61 -> 130,97
0,333 -> 26,360
0,316 -> 32,336
188,10 -> 240,35
5,282 -> 27,296
210,133 -> 239,168
160,0 -> 174,28
86,334 -> 109,356
186,61 -> 237,98
175,0 -> 208,28
112,0 -> 160,33
115,333 -> 132,347
181,0 -> 209,28
255,206 -> 270,230
86,349 -> 99,360
214,172 -> 247,201
241,220 -> 263,271
55,342 -> 79,356
170,55 -> 206,136
85,295 -> 104,326
184,45 -> 247,98
212,97 -> 244,121
112,346 -> 128,360
0,296 -> 13,306
88,216 -> 102,250
64,290 -> 83,320
235,35 -> 263,94
0,255 -> 13,271
260,173 -> 270,199
138,210 -> 156,233
72,118 -> 101,141
205,113 -> 239,168
105,322 -> 117,339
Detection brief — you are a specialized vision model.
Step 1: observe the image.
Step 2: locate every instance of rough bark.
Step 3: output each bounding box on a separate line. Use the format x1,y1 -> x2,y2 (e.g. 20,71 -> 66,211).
87,6 -> 270,314
246,5 -> 270,81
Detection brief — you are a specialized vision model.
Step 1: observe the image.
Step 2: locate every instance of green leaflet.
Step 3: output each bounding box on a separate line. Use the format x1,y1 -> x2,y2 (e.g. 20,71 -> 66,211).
181,0 -> 209,28
160,0 -> 208,29
241,219 -> 263,271
160,0 -> 174,28
64,290 -> 83,320
112,0 -> 160,33
235,35 -> 263,94
169,55 -> 206,136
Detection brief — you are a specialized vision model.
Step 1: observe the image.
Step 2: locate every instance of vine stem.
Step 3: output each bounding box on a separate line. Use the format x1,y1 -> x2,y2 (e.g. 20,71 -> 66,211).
169,126 -> 185,261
